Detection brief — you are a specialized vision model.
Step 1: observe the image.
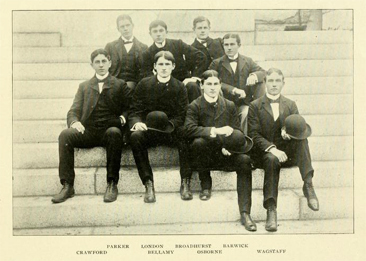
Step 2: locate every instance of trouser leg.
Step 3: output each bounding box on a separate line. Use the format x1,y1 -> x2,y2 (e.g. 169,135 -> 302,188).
231,154 -> 252,214
102,127 -> 123,183
238,105 -> 249,135
262,153 -> 281,209
185,82 -> 201,103
129,130 -> 153,184
58,128 -> 99,185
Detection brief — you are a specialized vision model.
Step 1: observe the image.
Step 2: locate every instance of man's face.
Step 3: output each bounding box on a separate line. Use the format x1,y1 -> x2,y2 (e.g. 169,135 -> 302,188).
223,38 -> 239,58
194,21 -> 210,40
265,72 -> 285,96
202,76 -> 221,99
150,25 -> 167,44
154,57 -> 175,78
91,54 -> 111,76
117,19 -> 134,39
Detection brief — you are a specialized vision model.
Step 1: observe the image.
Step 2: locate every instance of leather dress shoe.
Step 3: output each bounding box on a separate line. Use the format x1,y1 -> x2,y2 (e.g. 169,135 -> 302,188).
265,205 -> 278,232
303,182 -> 319,211
180,178 -> 193,200
241,212 -> 257,232
51,181 -> 75,203
199,189 -> 211,201
104,180 -> 118,202
144,180 -> 156,203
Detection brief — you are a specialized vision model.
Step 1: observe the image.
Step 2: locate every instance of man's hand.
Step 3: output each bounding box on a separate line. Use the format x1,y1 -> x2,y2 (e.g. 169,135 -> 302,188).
183,78 -> 198,85
246,74 -> 258,86
232,88 -> 246,99
269,147 -> 288,163
214,126 -> 234,137
131,122 -> 148,132
281,127 -> 291,140
71,121 -> 85,134
221,148 -> 232,156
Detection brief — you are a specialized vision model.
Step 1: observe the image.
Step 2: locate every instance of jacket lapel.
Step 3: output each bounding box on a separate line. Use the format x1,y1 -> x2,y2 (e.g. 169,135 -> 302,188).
260,96 -> 274,119
200,96 -> 215,119
237,54 -> 245,74
214,96 -> 226,120
278,95 -> 287,126
115,38 -> 124,61
222,56 -> 234,74
90,76 -> 100,93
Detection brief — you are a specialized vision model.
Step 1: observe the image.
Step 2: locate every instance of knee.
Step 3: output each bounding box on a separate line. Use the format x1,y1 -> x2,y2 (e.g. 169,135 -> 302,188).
263,153 -> 280,167
235,154 -> 252,170
58,128 -> 76,143
129,130 -> 145,145
105,127 -> 122,137
190,138 -> 208,151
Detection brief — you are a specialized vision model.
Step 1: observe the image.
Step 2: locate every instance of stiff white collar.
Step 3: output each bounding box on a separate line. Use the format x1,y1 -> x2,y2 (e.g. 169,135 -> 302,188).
203,93 -> 219,103
157,75 -> 171,83
96,72 -> 109,81
227,53 -> 239,60
121,36 -> 134,42
155,40 -> 166,48
266,93 -> 281,101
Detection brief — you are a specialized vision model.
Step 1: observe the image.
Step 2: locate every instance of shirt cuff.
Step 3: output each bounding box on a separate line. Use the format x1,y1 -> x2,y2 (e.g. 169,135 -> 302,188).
119,115 -> 126,126
210,127 -> 217,138
70,121 -> 79,127
265,145 -> 276,152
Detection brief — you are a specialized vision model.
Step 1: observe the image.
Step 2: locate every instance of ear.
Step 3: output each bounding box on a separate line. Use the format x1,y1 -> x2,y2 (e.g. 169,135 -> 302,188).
171,63 -> 175,70
153,63 -> 157,70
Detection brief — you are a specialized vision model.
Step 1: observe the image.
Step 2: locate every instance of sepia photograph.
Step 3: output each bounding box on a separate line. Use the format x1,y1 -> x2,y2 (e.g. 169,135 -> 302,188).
1,0 -> 365,260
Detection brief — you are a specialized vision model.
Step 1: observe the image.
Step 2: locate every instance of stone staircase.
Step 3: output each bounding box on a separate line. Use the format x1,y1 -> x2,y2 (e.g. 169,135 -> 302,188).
12,30 -> 353,234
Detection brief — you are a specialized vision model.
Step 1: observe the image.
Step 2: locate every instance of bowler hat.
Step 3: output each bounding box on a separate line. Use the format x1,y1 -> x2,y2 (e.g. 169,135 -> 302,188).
284,114 -> 312,140
146,111 -> 175,133
221,129 -> 253,154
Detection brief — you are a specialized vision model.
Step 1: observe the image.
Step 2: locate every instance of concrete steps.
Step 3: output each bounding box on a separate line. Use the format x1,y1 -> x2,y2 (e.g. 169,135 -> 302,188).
12,161 -> 353,197
13,76 -> 353,99
13,94 -> 353,121
13,114 -> 353,143
13,32 -> 61,47
13,187 -> 353,229
13,59 -> 353,80
13,136 -> 353,169
13,218 -> 354,235
13,44 -> 353,63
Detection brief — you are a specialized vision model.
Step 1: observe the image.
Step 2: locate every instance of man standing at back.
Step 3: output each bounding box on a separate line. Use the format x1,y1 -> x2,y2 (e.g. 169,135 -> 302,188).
209,33 -> 266,134
191,16 -> 225,71
141,19 -> 207,103
105,14 -> 148,91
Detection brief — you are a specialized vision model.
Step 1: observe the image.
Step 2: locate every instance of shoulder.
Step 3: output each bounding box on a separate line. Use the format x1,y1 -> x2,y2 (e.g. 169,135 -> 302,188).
105,39 -> 119,48
188,97 -> 201,110
134,38 -> 148,50
281,95 -> 296,105
211,56 -> 224,65
111,76 -> 126,85
250,95 -> 265,107
171,77 -> 185,88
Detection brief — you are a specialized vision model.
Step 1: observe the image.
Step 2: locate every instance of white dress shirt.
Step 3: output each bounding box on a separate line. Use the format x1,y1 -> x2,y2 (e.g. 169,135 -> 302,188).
203,94 -> 219,138
121,36 -> 134,53
197,38 -> 207,47
266,93 -> 281,121
95,72 -> 109,93
154,40 -> 166,49
228,53 -> 239,73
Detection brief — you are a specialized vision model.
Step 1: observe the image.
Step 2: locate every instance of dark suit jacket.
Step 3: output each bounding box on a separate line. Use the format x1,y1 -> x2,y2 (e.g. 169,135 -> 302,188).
128,76 -> 188,129
184,95 -> 241,139
67,75 -> 131,129
191,37 -> 225,71
248,95 -> 299,153
141,38 -> 207,81
105,37 -> 148,82
209,54 -> 266,106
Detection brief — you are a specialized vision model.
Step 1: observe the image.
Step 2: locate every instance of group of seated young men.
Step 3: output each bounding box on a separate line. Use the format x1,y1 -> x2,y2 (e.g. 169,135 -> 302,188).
52,15 -> 320,232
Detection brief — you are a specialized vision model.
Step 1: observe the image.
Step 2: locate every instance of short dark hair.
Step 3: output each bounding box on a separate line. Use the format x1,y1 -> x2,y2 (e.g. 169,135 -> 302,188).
149,20 -> 168,32
193,16 -> 211,28
154,51 -> 175,64
223,33 -> 241,46
90,49 -> 110,63
201,70 -> 221,85
116,14 -> 133,27
265,68 -> 285,81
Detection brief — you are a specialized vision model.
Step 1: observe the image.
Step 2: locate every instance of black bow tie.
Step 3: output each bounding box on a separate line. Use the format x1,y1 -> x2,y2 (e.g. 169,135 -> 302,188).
269,98 -> 280,104
97,78 -> 107,83
200,39 -> 208,44
124,40 -> 133,44
228,57 -> 238,63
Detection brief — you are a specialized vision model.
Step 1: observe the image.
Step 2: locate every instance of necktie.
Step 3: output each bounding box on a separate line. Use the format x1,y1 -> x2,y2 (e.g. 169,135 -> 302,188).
228,57 -> 238,63
124,41 -> 133,44
97,78 -> 106,83
269,98 -> 280,104
200,39 -> 208,44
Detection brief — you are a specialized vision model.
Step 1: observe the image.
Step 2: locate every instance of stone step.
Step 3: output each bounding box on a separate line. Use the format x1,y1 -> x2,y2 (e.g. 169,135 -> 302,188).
255,31 -> 353,45
13,44 -> 353,63
13,136 -> 353,169
13,114 -> 353,143
13,94 -> 352,121
12,187 -> 353,229
13,32 -> 61,47
13,218 -> 354,235
12,161 -> 353,197
13,76 -> 353,99
13,59 -> 353,81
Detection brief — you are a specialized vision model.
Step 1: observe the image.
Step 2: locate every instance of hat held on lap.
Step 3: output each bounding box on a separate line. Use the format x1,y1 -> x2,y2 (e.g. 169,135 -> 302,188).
146,111 -> 175,133
284,114 -> 312,140
222,129 -> 253,154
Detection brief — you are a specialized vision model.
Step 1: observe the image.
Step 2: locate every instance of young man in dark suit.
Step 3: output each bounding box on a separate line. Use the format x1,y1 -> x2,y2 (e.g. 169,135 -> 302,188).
248,68 -> 319,232
209,33 -> 266,134
141,20 -> 207,103
183,70 -> 256,231
105,14 -> 148,91
129,51 -> 189,203
191,16 -> 225,71
52,49 -> 131,204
